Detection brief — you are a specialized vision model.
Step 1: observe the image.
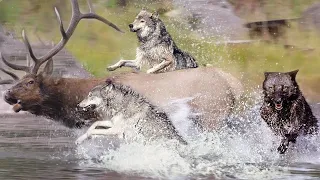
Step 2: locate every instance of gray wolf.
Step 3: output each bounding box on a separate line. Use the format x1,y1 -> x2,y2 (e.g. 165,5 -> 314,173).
75,79 -> 187,144
260,69 -> 318,154
107,9 -> 198,74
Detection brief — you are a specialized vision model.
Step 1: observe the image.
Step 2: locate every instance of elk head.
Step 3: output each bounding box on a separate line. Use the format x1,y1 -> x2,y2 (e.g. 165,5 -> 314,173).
1,0 -> 123,114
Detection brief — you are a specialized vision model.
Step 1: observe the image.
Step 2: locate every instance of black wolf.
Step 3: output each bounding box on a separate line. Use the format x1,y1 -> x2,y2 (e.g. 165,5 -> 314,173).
107,9 -> 198,74
260,69 -> 318,154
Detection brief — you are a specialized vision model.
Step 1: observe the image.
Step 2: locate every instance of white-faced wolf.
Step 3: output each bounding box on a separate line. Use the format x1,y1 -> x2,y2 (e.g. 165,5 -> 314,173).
260,69 -> 318,154
75,79 -> 187,145
107,9 -> 198,74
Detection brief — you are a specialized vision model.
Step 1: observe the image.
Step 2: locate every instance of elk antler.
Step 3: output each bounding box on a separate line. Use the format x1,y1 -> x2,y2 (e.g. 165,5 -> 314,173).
1,0 -> 124,75
0,65 -> 20,85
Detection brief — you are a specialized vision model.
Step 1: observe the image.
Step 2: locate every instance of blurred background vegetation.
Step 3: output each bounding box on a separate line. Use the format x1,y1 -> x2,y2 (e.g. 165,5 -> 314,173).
0,0 -> 319,102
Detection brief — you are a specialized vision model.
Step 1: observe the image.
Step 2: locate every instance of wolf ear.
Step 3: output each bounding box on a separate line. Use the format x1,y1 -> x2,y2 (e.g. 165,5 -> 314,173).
288,69 -> 299,80
105,78 -> 113,85
264,72 -> 272,78
104,78 -> 114,91
151,11 -> 159,19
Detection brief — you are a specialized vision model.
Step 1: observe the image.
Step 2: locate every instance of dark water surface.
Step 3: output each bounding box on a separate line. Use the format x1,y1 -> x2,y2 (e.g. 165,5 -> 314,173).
0,114 -> 153,180
0,1 -> 320,179
0,103 -> 320,180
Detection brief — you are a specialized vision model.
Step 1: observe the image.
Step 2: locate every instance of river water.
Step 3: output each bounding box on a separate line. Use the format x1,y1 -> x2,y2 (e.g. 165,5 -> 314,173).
1,0 -> 320,179
0,88 -> 320,179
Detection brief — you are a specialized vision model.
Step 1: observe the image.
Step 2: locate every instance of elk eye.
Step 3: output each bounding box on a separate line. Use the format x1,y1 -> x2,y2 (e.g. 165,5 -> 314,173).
28,80 -> 34,85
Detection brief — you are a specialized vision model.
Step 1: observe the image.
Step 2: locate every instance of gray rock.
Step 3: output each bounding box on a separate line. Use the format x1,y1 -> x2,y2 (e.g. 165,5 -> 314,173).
301,2 -> 320,31
168,0 -> 248,40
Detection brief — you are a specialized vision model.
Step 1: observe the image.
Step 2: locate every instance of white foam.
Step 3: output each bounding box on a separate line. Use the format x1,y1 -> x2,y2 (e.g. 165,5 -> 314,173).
74,91 -> 320,179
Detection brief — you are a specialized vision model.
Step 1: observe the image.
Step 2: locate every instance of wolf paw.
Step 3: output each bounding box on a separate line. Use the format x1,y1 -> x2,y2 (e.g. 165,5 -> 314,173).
146,69 -> 155,74
277,143 -> 288,154
107,66 -> 117,71
75,133 -> 89,145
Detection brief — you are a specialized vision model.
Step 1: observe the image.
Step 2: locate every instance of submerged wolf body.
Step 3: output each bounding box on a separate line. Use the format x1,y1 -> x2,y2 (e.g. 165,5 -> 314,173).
260,70 -> 318,154
107,10 -> 198,74
75,79 -> 187,144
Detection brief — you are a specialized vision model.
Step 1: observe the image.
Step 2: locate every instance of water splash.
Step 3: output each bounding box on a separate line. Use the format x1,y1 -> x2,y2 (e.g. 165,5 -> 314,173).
74,90 -> 320,179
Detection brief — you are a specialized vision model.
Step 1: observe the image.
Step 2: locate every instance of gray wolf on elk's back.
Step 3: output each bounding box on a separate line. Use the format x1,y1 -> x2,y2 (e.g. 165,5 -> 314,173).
75,79 -> 187,145
260,69 -> 318,154
0,1 -> 242,131
107,9 -> 198,74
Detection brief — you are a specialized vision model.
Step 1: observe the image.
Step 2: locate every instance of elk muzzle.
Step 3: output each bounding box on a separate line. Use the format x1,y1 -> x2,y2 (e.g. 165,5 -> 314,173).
4,90 -> 17,105
4,89 -> 23,112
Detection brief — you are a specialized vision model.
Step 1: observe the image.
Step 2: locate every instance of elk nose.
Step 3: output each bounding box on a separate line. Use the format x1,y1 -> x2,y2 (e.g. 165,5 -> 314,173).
129,24 -> 133,28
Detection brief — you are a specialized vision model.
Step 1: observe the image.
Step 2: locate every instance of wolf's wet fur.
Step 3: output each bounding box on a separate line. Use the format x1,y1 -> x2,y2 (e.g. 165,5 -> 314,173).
260,69 -> 318,154
75,79 -> 187,145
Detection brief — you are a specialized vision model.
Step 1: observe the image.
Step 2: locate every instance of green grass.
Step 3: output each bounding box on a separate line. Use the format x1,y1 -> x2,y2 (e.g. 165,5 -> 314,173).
1,0 -> 320,102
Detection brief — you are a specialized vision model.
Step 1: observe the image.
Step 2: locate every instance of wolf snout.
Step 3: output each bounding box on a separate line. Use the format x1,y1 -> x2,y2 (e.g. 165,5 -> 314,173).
81,104 -> 97,112
128,24 -> 137,32
274,99 -> 283,110
275,99 -> 282,104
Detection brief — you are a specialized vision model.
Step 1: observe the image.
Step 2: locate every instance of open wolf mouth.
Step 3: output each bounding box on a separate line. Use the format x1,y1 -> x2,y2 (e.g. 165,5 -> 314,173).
274,102 -> 283,111
82,104 -> 97,112
130,28 -> 139,32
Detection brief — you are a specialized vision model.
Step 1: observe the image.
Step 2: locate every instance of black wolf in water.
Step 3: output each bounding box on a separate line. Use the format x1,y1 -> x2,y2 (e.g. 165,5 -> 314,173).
260,69 -> 318,154
107,9 -> 198,74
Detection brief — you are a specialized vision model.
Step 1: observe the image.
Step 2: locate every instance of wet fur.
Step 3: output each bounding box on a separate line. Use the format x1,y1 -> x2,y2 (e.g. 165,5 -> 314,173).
76,79 -> 187,144
107,10 -> 198,73
260,70 -> 318,154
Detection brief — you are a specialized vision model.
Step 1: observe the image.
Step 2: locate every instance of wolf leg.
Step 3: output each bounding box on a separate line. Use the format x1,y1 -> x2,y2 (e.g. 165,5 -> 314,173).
75,120 -> 113,145
147,60 -> 172,74
277,137 -> 289,154
107,60 -> 140,71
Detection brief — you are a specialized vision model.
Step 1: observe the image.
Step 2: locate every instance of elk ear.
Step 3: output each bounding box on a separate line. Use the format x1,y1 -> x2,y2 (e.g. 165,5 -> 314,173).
42,58 -> 53,77
288,69 -> 299,80
151,11 -> 159,19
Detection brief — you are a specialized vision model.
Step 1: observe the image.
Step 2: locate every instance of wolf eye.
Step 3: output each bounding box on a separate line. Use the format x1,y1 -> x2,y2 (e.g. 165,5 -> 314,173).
140,20 -> 145,23
28,80 -> 34,85
268,86 -> 274,90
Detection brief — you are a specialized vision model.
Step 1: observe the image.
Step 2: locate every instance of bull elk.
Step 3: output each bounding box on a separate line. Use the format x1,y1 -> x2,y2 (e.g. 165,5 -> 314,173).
0,1 -> 243,131
0,0 -> 123,127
